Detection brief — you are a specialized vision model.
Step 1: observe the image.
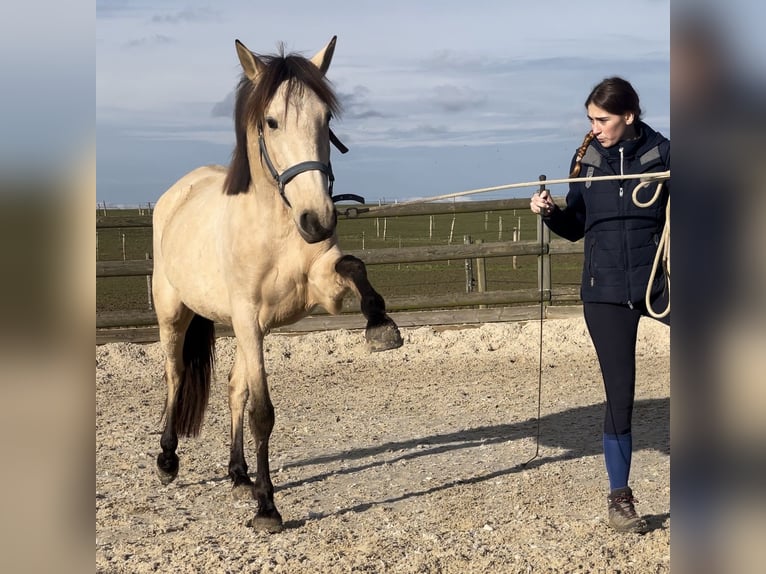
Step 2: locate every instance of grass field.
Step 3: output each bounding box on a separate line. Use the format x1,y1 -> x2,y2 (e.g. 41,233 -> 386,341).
96,207 -> 583,313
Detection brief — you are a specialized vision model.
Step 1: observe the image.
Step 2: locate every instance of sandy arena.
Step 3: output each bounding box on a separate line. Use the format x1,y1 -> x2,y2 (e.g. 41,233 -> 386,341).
96,314 -> 670,573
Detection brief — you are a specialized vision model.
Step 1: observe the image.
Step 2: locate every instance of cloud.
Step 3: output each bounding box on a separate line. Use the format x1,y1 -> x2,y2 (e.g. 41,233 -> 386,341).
124,34 -> 174,48
150,7 -> 221,24
97,0 -> 142,18
337,85 -> 387,120
211,91 -> 235,118
428,85 -> 488,112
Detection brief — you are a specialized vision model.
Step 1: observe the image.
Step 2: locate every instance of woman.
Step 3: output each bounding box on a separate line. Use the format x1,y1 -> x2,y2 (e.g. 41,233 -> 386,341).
530,77 -> 669,533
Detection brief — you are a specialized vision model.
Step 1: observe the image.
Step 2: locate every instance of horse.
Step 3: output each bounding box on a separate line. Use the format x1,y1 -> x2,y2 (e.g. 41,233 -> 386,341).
151,36 -> 403,532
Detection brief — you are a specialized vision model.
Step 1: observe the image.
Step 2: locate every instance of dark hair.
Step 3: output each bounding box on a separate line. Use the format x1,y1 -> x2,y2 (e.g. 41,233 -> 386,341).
585,77 -> 642,119
224,46 -> 341,196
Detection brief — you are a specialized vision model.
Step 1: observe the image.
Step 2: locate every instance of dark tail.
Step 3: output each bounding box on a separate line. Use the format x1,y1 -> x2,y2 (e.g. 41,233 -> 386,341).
175,314 -> 215,437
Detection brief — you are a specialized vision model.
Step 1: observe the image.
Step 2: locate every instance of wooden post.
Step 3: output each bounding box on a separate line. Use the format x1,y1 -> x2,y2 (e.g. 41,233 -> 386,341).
464,235 -> 474,293
362,231 -> 365,250
498,216 -> 503,241
121,233 -> 126,261
429,215 -> 433,239
484,212 -> 488,231
448,215 -> 456,244
146,253 -> 153,311
512,228 -> 518,270
475,239 -> 487,308
383,218 -> 387,241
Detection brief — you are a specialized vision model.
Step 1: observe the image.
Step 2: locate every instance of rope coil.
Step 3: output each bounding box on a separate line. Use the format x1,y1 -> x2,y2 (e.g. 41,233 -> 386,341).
632,180 -> 670,319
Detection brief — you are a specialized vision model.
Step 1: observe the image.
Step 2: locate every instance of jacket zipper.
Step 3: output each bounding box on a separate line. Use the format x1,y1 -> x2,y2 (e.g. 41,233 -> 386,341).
619,146 -> 632,308
619,147 -> 624,198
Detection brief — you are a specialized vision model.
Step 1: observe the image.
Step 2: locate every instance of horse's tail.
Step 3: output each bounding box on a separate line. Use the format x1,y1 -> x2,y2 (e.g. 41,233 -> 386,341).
175,314 -> 216,437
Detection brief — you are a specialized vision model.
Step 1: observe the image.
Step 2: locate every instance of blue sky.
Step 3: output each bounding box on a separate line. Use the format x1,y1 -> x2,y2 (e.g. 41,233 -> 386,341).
96,0 -> 670,206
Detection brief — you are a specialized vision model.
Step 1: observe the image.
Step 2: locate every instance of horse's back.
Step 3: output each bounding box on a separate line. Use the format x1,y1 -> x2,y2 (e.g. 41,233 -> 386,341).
154,165 -> 227,232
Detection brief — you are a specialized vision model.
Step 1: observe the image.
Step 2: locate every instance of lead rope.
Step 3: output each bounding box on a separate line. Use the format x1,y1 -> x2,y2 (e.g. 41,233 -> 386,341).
632,180 -> 670,319
523,176 -> 547,467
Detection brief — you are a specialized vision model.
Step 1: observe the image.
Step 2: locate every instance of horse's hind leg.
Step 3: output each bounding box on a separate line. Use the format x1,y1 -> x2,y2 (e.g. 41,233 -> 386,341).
156,309 -> 215,485
335,254 -> 403,351
155,312 -> 193,485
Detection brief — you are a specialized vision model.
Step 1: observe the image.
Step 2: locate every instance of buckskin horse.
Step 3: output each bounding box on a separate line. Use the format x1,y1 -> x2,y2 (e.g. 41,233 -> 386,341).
151,36 -> 402,532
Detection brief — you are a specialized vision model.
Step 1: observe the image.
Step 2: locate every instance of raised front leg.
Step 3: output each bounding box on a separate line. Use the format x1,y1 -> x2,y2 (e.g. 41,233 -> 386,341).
335,255 -> 403,351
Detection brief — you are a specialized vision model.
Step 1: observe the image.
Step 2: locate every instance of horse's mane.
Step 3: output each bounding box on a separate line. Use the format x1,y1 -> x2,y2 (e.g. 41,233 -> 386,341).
224,46 -> 341,195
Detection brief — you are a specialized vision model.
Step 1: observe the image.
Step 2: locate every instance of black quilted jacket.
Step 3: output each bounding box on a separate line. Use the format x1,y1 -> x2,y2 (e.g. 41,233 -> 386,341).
544,121 -> 670,306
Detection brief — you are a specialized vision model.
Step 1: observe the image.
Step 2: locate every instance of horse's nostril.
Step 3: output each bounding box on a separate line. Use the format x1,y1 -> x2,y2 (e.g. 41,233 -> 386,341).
299,211 -> 317,233
299,211 -> 333,243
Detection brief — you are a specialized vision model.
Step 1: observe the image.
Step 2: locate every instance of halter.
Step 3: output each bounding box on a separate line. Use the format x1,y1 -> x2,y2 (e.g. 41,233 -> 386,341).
258,124 -> 353,208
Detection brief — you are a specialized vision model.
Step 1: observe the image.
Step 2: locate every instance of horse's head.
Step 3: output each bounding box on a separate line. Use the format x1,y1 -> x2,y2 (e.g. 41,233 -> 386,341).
225,37 -> 341,244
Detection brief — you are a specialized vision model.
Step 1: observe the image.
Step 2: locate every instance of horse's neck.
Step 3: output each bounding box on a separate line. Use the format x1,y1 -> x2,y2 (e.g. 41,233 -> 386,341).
228,177 -> 295,241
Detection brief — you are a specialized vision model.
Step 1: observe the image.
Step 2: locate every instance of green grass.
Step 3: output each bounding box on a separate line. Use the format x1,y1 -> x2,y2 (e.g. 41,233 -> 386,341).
96,208 -> 583,313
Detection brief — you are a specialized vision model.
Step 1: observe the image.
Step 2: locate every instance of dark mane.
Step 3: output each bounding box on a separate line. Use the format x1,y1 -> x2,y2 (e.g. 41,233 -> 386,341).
223,47 -> 341,195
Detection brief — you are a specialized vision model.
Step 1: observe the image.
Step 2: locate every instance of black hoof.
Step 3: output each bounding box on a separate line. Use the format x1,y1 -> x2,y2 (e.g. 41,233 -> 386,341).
232,483 -> 256,501
156,452 -> 179,485
248,511 -> 284,533
365,317 -> 403,352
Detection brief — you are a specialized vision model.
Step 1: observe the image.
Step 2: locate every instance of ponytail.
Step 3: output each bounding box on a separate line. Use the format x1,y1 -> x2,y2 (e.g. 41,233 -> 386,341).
569,131 -> 595,178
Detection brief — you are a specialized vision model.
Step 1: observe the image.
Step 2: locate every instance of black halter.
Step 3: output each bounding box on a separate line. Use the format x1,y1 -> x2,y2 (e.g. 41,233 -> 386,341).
258,124 -> 351,208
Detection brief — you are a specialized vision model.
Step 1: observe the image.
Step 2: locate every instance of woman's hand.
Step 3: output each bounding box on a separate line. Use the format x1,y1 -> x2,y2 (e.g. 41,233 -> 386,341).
530,189 -> 555,216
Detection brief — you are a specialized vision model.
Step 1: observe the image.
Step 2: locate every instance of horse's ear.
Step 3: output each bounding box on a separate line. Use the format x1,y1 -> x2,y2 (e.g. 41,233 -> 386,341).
310,36 -> 337,75
235,39 -> 265,81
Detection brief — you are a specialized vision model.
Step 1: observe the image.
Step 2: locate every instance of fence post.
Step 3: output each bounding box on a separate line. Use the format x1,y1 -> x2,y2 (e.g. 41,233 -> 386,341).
463,235 -> 476,293
464,235 -> 474,292
475,238 -> 487,308
146,253 -> 153,311
536,175 -> 551,312
512,228 -> 518,270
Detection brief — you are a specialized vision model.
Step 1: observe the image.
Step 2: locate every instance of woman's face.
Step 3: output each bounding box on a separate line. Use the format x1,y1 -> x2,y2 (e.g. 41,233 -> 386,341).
587,103 -> 635,148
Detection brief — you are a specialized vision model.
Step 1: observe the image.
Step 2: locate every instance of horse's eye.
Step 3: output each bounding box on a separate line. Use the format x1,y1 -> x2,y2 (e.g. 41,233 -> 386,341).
266,117 -> 278,130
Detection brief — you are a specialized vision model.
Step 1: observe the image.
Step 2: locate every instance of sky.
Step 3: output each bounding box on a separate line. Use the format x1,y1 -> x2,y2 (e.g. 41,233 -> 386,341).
96,0 -> 671,206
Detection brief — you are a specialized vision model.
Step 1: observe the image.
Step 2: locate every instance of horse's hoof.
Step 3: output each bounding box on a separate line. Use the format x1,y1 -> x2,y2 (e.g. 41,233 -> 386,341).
232,483 -> 256,501
248,513 -> 284,533
156,453 -> 179,485
156,466 -> 177,486
365,318 -> 403,352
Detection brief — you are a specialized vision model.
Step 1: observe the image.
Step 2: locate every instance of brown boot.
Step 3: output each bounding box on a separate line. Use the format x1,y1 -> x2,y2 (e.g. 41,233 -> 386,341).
607,487 -> 648,533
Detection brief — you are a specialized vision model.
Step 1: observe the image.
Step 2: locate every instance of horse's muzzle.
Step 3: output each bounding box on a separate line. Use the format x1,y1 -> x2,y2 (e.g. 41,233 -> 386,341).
298,210 -> 336,243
